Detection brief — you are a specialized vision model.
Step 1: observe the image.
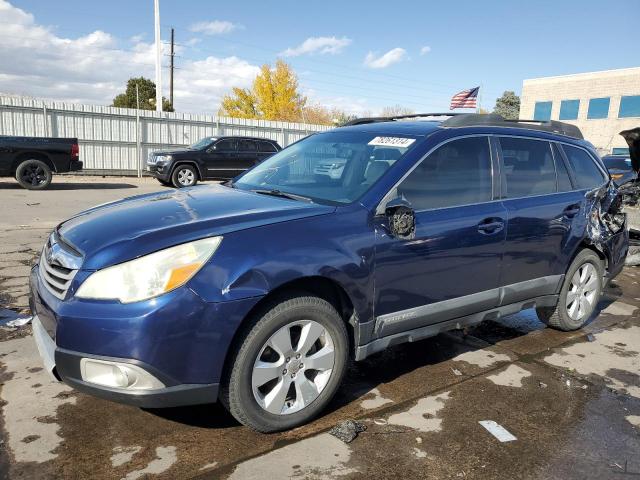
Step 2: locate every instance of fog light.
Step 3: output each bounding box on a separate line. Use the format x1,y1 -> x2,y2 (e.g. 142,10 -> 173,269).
80,358 -> 165,390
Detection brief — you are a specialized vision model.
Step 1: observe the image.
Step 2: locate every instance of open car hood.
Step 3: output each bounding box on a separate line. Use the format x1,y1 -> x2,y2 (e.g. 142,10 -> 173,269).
620,127 -> 640,173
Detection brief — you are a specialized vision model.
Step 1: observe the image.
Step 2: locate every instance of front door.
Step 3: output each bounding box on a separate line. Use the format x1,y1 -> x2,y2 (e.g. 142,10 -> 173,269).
374,136 -> 506,338
204,138 -> 238,179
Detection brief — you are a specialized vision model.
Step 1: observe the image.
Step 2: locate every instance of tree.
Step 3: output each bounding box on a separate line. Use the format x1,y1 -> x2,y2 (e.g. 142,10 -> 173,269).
493,91 -> 520,120
380,104 -> 415,117
112,77 -> 173,112
220,60 -> 306,121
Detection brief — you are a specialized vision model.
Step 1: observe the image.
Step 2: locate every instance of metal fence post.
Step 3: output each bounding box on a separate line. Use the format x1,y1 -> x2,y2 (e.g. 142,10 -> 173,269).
42,104 -> 49,137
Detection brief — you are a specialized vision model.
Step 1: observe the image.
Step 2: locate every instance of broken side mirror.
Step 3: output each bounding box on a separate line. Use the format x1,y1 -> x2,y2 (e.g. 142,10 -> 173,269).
384,197 -> 416,239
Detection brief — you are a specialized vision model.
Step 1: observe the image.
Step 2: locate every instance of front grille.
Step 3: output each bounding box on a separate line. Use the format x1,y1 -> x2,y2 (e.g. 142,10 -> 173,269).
38,237 -> 80,300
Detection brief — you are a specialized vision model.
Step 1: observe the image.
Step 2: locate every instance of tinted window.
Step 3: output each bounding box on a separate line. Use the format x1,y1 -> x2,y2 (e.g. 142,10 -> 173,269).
533,101 -> 552,121
562,145 -> 606,189
559,100 -> 580,120
500,138 -> 555,198
553,144 -> 573,192
619,95 -> 640,118
587,97 -> 610,119
397,137 -> 492,210
258,141 -> 277,152
215,139 -> 236,151
238,140 -> 257,152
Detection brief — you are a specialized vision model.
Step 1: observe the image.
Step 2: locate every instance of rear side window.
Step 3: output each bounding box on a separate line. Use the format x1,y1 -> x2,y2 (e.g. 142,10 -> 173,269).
553,144 -> 573,192
397,137 -> 492,210
500,137 -> 556,198
214,139 -> 236,151
562,145 -> 607,189
258,141 -> 277,152
238,140 -> 257,152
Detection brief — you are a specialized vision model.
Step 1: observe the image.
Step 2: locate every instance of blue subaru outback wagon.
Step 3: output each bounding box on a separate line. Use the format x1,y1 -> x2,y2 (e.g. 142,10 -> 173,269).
31,113 -> 629,432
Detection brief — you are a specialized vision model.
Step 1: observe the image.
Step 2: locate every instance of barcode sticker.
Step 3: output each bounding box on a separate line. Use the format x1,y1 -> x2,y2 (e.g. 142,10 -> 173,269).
368,137 -> 416,148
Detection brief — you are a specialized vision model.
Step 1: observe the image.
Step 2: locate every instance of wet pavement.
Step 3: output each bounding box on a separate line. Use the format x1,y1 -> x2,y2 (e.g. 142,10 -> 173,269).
0,178 -> 639,479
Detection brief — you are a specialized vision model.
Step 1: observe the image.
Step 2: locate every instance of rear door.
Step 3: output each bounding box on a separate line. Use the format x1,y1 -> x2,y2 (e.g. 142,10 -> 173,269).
373,136 -> 507,338
256,140 -> 278,163
497,136 -> 584,301
204,138 -> 237,179
236,140 -> 259,173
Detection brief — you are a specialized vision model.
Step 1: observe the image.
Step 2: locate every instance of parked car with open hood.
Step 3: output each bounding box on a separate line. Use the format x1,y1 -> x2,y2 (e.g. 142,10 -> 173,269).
31,113 -> 628,432
147,136 -> 281,188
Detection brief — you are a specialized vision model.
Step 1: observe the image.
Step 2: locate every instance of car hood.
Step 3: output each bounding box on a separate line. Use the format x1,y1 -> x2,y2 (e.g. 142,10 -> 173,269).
620,127 -> 640,173
57,184 -> 335,270
153,148 -> 195,156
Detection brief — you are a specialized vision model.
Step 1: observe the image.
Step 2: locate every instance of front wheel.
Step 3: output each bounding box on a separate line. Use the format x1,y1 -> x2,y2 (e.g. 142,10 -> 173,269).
221,295 -> 349,432
15,159 -> 52,190
171,165 -> 198,188
536,249 -> 604,331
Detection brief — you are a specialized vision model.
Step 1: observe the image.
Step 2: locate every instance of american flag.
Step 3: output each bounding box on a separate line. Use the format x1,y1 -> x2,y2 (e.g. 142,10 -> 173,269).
450,86 -> 480,110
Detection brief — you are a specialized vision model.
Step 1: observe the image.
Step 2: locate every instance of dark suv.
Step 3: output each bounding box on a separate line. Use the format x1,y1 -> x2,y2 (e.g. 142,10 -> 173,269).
147,136 -> 281,187
31,114 -> 628,432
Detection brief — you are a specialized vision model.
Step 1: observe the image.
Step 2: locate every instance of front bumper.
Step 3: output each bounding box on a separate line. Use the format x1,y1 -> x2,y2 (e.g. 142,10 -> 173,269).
32,314 -> 218,408
29,264 -> 261,408
146,163 -> 171,181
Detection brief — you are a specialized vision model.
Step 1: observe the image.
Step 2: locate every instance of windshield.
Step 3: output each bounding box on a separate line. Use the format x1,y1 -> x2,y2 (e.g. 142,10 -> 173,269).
189,137 -> 216,150
233,131 -> 419,204
603,156 -> 632,170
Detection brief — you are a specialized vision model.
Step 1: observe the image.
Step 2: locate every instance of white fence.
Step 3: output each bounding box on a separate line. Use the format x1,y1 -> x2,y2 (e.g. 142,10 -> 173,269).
0,95 -> 331,174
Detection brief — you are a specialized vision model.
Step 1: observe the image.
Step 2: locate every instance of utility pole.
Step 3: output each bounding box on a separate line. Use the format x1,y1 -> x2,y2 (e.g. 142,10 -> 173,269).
169,27 -> 175,109
153,0 -> 162,112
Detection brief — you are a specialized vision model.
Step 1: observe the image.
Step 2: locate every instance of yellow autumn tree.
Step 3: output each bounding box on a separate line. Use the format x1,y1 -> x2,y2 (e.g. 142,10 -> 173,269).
220,60 -> 306,121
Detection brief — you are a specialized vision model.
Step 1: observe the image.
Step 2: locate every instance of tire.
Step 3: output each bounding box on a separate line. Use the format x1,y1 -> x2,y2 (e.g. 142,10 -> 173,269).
536,249 -> 604,331
171,164 -> 198,188
221,294 -> 349,432
15,159 -> 52,190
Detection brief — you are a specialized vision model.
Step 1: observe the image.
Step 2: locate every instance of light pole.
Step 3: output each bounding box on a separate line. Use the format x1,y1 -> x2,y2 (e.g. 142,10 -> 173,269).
154,0 -> 162,112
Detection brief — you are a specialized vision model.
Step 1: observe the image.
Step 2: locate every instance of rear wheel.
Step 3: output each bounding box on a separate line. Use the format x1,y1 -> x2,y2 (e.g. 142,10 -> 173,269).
171,165 -> 198,188
221,295 -> 349,432
536,249 -> 603,331
15,159 -> 52,190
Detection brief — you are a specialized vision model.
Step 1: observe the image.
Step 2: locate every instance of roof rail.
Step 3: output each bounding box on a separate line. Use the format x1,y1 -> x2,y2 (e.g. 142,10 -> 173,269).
442,113 -> 584,139
342,112 -> 462,126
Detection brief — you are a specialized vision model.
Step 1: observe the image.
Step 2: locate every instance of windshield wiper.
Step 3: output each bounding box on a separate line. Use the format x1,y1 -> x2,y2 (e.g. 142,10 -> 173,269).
250,189 -> 313,203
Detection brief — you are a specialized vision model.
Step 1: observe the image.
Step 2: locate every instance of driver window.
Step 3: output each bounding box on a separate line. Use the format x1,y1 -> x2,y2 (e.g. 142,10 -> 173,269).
214,139 -> 236,152
397,136 -> 492,210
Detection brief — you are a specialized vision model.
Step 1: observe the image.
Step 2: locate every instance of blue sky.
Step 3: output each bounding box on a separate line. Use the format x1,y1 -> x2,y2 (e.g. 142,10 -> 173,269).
3,0 -> 637,115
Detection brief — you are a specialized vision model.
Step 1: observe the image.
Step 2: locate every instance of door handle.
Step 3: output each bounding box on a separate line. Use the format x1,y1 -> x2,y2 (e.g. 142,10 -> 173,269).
477,218 -> 505,235
563,204 -> 581,218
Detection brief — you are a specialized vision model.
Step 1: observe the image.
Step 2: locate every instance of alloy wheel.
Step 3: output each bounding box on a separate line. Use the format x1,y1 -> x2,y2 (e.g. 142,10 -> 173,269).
21,163 -> 47,186
251,320 -> 335,415
566,263 -> 599,321
177,168 -> 195,186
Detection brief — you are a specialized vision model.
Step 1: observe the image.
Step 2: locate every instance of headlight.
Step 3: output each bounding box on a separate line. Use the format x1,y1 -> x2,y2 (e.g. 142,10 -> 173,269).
76,237 -> 222,303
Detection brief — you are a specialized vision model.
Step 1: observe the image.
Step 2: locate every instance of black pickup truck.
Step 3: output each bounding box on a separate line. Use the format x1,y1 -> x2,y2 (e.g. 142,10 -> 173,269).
0,136 -> 82,190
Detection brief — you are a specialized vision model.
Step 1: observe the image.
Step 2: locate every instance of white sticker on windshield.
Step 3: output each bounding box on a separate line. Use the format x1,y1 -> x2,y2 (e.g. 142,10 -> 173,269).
368,136 -> 416,148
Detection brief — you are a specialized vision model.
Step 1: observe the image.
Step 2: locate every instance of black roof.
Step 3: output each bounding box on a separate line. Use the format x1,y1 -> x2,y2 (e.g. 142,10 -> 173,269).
217,135 -> 280,143
342,113 -> 584,140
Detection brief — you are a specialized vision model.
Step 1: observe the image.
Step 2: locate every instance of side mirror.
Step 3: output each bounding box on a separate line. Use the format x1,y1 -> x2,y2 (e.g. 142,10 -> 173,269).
384,197 -> 416,239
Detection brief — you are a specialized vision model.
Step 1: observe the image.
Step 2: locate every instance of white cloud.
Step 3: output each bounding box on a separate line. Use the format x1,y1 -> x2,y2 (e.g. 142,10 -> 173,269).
420,46 -> 431,56
364,48 -> 408,69
0,0 -> 258,113
189,20 -> 240,35
281,36 -> 352,57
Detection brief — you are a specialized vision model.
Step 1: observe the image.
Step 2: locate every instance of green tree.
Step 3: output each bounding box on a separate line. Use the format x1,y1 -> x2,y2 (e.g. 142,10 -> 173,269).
220,60 -> 306,121
493,91 -> 520,119
112,77 -> 173,112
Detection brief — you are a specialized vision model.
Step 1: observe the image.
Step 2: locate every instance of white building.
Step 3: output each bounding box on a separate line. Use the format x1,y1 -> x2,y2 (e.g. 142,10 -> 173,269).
519,67 -> 640,155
